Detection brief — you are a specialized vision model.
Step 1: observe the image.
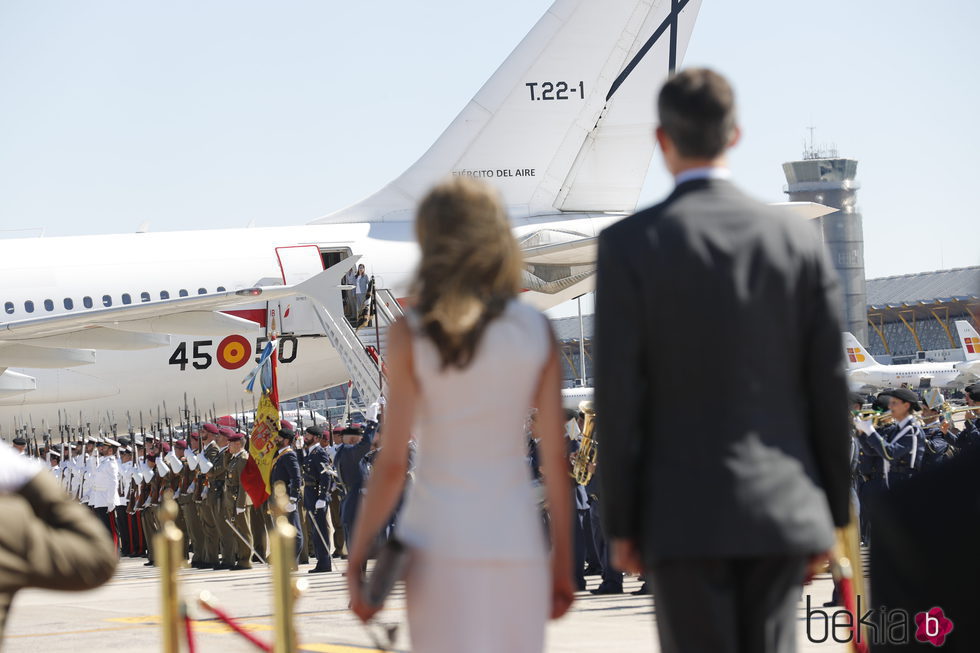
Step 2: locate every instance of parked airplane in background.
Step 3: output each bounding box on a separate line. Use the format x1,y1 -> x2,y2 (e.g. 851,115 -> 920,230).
0,0 -> 831,435
0,0 -> 710,433
561,386 -> 594,412
843,323 -> 980,391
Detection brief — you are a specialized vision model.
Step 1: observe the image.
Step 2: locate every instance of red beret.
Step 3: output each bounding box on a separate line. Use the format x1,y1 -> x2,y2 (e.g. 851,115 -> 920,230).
216,415 -> 238,428
218,426 -> 236,438
174,439 -> 188,449
202,423 -> 220,435
226,432 -> 244,442
159,442 -> 172,454
189,431 -> 201,439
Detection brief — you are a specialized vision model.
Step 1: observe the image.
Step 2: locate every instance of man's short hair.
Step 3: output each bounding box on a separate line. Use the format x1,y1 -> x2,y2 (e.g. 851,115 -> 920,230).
657,68 -> 736,158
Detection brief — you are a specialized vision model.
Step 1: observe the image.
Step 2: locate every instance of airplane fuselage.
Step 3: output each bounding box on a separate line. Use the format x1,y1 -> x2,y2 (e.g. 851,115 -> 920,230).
0,213 -> 614,432
847,362 -> 968,390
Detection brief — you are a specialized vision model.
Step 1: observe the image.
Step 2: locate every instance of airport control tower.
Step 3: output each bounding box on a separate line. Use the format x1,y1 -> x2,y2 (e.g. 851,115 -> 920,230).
783,147 -> 868,344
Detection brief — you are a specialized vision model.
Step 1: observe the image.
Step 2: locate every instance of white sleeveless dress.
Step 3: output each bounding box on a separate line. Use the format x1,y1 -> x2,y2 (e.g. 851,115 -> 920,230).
398,299 -> 551,653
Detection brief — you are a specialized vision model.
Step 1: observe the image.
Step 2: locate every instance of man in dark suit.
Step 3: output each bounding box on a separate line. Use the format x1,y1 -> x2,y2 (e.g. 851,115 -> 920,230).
269,426 -> 304,561
595,69 -> 851,653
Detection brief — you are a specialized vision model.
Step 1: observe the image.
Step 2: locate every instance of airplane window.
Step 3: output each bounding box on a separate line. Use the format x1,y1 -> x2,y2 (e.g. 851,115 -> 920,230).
122,293 -> 132,305
160,291 -> 170,300
44,299 -> 54,311
64,298 -> 74,310
179,289 -> 188,297
25,300 -> 34,313
198,288 -> 207,295
103,295 -> 112,307
141,292 -> 151,303
4,302 -> 12,314
217,286 -> 226,292
83,296 -> 93,309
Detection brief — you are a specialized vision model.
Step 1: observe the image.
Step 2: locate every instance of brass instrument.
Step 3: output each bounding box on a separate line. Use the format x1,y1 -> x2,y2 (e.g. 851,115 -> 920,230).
853,409 -> 893,428
572,401 -> 597,486
941,404 -> 979,423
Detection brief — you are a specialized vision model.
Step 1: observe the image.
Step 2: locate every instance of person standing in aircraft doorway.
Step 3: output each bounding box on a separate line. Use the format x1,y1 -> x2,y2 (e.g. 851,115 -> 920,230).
354,264 -> 369,313
342,267 -> 357,321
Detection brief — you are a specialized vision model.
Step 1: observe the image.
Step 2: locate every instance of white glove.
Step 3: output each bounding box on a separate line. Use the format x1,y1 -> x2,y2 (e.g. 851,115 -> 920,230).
314,499 -> 326,510
197,455 -> 213,474
186,450 -> 198,471
165,450 -> 183,474
286,500 -> 297,513
854,417 -> 874,435
236,507 -> 246,515
156,454 -> 170,477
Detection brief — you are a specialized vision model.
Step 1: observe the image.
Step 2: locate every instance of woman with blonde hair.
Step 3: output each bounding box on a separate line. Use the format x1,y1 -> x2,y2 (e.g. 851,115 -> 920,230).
347,177 -> 574,652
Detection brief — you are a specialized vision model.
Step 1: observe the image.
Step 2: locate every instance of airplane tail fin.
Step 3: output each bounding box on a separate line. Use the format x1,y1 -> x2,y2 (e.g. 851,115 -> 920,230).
955,320 -> 980,361
843,332 -> 877,370
312,0 -> 703,224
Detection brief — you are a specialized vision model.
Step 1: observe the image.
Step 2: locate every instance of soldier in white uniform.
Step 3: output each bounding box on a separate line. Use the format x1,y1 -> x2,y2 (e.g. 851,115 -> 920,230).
89,437 -> 122,549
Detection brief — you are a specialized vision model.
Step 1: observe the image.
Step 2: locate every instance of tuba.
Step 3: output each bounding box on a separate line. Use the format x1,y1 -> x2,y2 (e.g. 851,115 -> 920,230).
572,400 -> 597,486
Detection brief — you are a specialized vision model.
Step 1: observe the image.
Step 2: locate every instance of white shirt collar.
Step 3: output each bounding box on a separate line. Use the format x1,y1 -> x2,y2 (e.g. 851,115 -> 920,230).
674,166 -> 732,187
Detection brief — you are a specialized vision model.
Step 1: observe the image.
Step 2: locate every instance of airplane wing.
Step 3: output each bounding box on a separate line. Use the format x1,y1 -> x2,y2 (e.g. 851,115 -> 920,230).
0,259 -> 353,371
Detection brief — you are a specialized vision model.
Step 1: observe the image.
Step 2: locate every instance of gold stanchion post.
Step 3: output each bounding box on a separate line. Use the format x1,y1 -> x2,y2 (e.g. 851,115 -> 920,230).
156,491 -> 184,653
269,482 -> 304,653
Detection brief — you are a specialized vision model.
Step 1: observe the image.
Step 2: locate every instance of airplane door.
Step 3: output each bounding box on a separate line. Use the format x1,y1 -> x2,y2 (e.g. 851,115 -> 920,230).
273,245 -> 325,336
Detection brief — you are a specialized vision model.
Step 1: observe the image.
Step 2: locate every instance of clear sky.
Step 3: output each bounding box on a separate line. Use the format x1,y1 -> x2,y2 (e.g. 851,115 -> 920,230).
1,1 -> 977,319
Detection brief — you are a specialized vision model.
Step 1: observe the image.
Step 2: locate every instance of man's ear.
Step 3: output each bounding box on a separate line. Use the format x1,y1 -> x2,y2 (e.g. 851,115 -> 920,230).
654,126 -> 670,152
728,125 -> 741,149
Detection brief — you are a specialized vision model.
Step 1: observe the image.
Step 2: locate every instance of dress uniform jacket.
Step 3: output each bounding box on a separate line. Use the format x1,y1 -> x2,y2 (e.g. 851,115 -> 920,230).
861,416 -> 922,487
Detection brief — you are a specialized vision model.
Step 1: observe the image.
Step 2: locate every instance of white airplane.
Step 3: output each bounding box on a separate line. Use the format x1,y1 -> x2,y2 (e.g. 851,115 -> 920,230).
843,327 -> 979,391
561,386 -> 594,412
0,0 -> 829,435
954,319 -> 980,379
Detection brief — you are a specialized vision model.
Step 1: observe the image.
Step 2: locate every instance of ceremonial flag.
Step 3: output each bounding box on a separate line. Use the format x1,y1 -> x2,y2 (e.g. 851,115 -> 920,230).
241,339 -> 280,506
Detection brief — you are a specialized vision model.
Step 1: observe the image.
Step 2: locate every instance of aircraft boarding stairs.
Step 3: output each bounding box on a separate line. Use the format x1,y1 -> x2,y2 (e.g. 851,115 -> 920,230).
309,284 -> 402,405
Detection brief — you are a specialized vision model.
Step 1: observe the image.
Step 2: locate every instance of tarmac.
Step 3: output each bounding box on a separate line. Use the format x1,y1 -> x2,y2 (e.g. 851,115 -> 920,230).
4,557 -> 850,652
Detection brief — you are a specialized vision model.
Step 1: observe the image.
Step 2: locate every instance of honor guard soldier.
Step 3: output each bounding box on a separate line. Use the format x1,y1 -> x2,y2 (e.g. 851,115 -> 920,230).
221,432 -> 253,570
209,427 -> 233,569
270,425 -> 304,563
855,388 -> 923,488
195,424 -> 222,567
11,437 -> 27,455
302,426 -> 335,573
89,437 -> 122,550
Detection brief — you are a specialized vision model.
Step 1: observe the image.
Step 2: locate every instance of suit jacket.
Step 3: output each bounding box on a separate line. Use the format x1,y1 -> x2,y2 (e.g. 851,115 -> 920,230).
596,178 -> 851,561
270,449 -> 302,503
0,469 -> 117,638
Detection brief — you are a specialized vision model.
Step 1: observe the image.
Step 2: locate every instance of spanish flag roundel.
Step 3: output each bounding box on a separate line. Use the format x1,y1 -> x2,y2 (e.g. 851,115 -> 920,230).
217,335 -> 252,370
